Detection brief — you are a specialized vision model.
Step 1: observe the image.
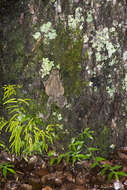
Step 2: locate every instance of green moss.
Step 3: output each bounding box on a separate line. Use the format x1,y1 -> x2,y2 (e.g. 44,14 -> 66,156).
53,27 -> 85,96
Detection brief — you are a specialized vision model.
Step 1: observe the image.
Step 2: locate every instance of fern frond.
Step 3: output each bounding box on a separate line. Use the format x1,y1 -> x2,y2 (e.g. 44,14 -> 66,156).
3,98 -> 17,105
18,98 -> 30,106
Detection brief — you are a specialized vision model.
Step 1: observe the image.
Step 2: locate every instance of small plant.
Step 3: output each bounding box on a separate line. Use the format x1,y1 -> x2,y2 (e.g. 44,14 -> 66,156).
0,162 -> 16,178
102,164 -> 127,182
48,128 -> 98,166
91,157 -> 127,182
48,127 -> 127,183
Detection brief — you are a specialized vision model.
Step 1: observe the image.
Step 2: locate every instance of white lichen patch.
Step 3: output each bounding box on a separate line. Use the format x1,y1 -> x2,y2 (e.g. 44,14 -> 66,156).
40,58 -> 54,78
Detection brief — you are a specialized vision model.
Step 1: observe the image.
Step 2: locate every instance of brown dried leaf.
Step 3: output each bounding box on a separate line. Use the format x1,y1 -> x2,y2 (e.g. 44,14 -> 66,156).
73,185 -> 86,190
119,147 -> 127,153
20,184 -> 32,190
64,172 -> 74,183
122,166 -> 127,173
29,177 -> 41,185
75,173 -> 85,185
117,151 -> 127,160
55,177 -> 62,185
41,175 -> 47,184
42,186 -> 53,190
76,160 -> 91,168
36,168 -> 49,176
100,160 -> 112,165
60,184 -> 86,190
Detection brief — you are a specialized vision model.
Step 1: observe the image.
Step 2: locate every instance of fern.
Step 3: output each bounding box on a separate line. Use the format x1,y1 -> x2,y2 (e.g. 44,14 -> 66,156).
0,85 -> 57,156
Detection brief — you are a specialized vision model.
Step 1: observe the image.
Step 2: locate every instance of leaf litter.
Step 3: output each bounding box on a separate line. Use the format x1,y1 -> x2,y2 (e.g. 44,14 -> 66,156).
1,148 -> 127,190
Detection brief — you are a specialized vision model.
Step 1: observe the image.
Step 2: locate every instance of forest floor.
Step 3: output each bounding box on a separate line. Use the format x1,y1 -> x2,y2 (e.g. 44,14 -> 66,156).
1,148 -> 127,190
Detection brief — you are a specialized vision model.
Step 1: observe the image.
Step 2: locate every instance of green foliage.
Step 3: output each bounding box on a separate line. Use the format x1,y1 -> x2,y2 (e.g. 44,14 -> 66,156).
53,26 -> 85,96
101,164 -> 127,183
48,127 -> 127,183
2,85 -> 17,100
0,140 -> 10,152
48,128 -> 97,166
0,117 -> 8,134
0,85 -> 57,155
0,162 -> 16,178
91,158 -> 127,183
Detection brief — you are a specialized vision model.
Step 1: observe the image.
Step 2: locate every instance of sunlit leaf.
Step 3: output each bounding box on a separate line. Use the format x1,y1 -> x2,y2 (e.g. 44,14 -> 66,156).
3,98 -> 17,104
108,171 -> 114,183
101,167 -> 108,176
90,162 -> 99,169
111,165 -> 121,171
95,157 -> 106,162
7,168 -> 16,174
57,154 -> 65,164
77,154 -> 91,160
116,171 -> 127,177
88,147 -> 99,151
49,157 -> 55,166
48,150 -> 55,157
3,167 -> 7,178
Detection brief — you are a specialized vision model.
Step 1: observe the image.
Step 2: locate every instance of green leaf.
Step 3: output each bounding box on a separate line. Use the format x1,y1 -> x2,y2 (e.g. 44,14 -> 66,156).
90,162 -> 99,169
18,98 -> 30,106
7,168 -> 16,174
9,113 -> 19,121
48,150 -> 55,157
57,154 -> 65,164
5,164 -> 14,168
3,167 -> 7,178
72,156 -> 77,166
101,167 -> 108,176
95,157 -> 106,162
108,172 -> 114,183
77,154 -> 91,160
66,153 -> 71,164
7,105 -> 19,109
111,165 -> 121,171
115,173 -> 119,180
102,163 -> 111,168
9,108 -> 19,114
0,165 -> 4,169
116,171 -> 127,177
83,128 -> 93,139
3,98 -> 17,104
49,157 -> 55,166
88,147 -> 99,151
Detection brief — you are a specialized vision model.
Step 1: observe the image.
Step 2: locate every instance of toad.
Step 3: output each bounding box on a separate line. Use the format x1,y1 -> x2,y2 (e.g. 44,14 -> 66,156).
42,69 -> 67,119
